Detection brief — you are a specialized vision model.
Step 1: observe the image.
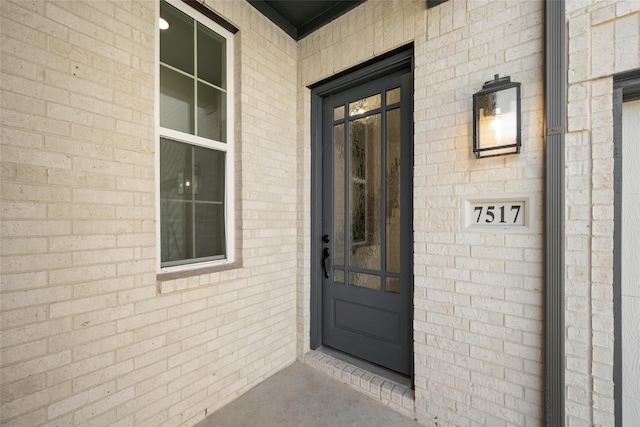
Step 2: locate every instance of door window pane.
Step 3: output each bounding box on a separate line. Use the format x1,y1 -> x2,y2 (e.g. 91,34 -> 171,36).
386,277 -> 400,293
351,181 -> 366,243
334,105 -> 345,121
349,94 -> 381,116
349,272 -> 381,291
349,115 -> 381,271
386,87 -> 401,105
386,108 -> 401,273
334,123 -> 345,266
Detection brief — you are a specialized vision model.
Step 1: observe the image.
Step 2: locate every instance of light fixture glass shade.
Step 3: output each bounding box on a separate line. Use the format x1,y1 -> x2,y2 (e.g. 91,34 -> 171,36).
473,75 -> 521,158
159,17 -> 170,30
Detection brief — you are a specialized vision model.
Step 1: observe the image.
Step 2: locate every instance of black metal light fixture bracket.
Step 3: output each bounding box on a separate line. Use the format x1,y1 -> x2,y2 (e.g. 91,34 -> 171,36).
473,74 -> 522,158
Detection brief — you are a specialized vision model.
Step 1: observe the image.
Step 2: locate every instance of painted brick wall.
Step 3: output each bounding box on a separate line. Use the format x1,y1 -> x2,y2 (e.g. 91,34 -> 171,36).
0,0 -> 298,425
298,0 -> 545,425
565,1 -> 640,426
3,0 -> 637,425
417,1 -> 545,425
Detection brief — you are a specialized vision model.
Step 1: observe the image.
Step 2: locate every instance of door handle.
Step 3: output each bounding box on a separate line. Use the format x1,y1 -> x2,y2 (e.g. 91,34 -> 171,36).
322,247 -> 330,278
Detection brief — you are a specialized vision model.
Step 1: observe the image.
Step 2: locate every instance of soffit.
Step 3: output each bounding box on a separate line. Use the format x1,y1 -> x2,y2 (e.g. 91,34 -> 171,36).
246,0 -> 367,40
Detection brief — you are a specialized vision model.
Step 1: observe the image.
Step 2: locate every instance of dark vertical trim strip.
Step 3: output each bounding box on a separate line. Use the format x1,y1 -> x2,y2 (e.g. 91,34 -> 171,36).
612,86 -> 623,427
544,0 -> 566,425
310,93 -> 323,349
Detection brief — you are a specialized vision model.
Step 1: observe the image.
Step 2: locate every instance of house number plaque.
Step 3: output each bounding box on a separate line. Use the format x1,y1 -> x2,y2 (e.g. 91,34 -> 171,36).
462,195 -> 532,231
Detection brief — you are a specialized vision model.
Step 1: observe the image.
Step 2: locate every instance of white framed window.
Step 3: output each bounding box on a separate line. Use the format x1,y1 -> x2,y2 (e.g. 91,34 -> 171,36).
157,0 -> 235,272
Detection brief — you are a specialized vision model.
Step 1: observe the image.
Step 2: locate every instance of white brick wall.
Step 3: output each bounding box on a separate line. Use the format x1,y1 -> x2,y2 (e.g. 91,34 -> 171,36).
1,0 -> 298,425
565,1 -> 640,426
425,0 -> 546,423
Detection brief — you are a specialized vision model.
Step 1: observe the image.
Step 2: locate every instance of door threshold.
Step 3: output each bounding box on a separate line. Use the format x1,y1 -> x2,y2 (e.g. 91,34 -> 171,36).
319,346 -> 411,387
303,348 -> 415,419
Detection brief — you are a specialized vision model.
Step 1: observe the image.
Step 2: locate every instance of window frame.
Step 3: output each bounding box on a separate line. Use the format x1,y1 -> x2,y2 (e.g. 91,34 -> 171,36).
156,0 -> 235,274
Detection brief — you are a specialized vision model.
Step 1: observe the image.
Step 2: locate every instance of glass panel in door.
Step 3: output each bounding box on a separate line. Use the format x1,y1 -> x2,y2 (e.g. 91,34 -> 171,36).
349,114 -> 381,275
333,123 -> 346,267
386,108 -> 401,276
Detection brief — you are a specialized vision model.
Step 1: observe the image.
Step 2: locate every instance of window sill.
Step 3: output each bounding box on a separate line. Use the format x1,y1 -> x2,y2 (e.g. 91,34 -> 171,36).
156,261 -> 242,294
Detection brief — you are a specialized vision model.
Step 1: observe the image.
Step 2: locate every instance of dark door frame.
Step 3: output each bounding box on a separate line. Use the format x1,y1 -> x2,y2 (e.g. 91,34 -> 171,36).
309,45 -> 414,361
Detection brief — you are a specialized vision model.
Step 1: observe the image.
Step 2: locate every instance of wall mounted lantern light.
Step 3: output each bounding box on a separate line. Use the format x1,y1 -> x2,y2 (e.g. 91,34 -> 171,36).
473,74 -> 521,158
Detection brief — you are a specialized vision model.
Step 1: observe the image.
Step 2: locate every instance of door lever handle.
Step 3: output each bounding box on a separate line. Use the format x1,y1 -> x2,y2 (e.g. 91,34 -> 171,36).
322,247 -> 330,278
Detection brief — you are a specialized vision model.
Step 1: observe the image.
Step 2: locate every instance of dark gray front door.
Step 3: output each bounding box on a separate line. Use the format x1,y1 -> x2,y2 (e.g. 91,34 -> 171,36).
320,69 -> 412,376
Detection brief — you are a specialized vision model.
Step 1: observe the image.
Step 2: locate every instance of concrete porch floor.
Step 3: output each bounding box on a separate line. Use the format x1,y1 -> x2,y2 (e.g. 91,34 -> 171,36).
195,361 -> 422,427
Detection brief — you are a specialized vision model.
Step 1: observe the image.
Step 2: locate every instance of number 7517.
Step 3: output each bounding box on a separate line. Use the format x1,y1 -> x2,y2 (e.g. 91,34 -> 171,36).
473,205 -> 522,224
